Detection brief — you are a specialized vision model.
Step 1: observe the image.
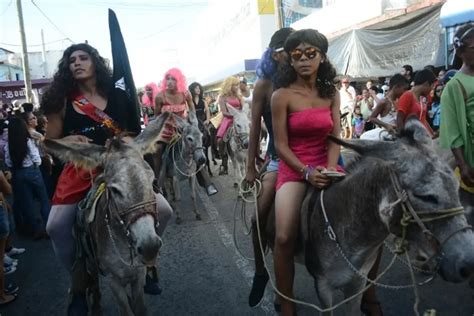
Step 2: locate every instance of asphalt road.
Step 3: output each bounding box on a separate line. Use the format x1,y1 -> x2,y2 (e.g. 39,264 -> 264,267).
2,163 -> 474,316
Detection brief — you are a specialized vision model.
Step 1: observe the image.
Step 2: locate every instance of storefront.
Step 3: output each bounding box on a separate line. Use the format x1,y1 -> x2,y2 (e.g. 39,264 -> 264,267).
0,79 -> 51,107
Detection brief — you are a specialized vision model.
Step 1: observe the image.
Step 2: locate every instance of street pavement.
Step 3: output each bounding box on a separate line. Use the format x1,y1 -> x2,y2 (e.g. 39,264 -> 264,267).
2,162 -> 474,316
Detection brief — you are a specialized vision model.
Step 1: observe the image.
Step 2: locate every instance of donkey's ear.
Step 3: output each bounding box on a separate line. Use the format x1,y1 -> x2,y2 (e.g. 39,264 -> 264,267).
187,110 -> 198,126
328,135 -> 398,157
44,139 -> 106,170
400,117 -> 433,147
133,111 -> 171,154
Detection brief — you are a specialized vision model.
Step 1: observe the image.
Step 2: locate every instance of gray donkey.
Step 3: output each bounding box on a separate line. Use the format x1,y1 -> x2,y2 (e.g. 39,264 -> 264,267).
44,112 -> 174,316
266,119 -> 474,315
160,111 -> 206,224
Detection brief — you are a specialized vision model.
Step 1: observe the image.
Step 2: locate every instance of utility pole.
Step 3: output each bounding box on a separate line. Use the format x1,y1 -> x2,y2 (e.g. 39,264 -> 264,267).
41,29 -> 48,78
16,0 -> 33,102
274,0 -> 283,28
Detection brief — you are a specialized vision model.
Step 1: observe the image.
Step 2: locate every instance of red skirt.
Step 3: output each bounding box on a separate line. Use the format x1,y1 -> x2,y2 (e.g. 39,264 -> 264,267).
52,163 -> 99,205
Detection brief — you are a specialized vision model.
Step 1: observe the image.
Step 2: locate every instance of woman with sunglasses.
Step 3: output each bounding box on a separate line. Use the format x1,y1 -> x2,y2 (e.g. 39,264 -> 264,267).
272,29 -> 343,315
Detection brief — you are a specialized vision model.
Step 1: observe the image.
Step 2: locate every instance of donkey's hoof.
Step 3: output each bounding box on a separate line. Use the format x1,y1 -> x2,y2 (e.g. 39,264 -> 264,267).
233,182 -> 238,188
195,214 -> 202,220
175,217 -> 182,224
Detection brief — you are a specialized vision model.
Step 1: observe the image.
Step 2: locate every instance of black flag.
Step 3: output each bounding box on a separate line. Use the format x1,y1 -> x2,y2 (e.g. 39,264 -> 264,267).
108,9 -> 142,134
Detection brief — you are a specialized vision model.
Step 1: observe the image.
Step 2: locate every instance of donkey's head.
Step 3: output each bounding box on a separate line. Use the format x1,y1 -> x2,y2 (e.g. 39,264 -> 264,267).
44,112 -> 173,266
174,111 -> 206,166
332,118 -> 474,282
228,105 -> 250,149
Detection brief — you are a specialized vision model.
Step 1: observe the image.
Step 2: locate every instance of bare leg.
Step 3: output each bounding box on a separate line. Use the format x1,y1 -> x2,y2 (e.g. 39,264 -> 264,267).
274,182 -> 307,316
154,193 -> 172,237
361,247 -> 383,316
217,138 -> 228,175
153,143 -> 166,181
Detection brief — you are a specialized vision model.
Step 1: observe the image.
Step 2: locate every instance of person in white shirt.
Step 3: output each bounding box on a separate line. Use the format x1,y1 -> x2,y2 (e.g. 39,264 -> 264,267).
339,77 -> 356,138
4,117 -> 50,240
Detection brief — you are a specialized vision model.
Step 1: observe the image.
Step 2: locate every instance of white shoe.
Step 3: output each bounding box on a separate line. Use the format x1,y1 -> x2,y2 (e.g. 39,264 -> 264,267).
7,247 -> 25,256
4,255 -> 18,266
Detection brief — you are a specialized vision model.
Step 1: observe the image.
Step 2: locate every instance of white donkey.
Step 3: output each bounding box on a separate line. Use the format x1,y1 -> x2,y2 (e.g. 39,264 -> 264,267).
224,106 -> 250,187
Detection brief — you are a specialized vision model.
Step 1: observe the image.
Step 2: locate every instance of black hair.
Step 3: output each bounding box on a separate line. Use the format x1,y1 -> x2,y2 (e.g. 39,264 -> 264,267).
389,74 -> 409,89
40,43 -> 112,115
369,85 -> 379,94
269,27 -> 295,49
21,102 -> 34,113
433,83 -> 443,103
276,29 -> 337,99
188,82 -> 204,103
413,69 -> 436,86
8,117 -> 31,169
402,65 -> 413,74
453,23 -> 474,69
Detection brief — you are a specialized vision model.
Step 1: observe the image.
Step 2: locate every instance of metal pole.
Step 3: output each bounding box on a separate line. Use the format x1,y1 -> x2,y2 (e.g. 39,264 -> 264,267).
274,0 -> 283,28
41,29 -> 48,78
16,0 -> 33,102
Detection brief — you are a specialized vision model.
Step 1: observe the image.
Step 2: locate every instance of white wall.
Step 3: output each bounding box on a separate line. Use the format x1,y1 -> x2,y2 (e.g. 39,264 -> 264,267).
187,0 -> 277,85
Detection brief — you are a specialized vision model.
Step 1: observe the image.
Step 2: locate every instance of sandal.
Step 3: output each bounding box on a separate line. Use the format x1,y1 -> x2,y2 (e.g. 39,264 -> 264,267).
0,294 -> 16,305
361,300 -> 383,316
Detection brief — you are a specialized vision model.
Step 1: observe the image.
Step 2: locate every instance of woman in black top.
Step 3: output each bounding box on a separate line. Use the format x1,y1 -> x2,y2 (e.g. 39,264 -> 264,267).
41,43 -> 172,314
188,82 -> 218,195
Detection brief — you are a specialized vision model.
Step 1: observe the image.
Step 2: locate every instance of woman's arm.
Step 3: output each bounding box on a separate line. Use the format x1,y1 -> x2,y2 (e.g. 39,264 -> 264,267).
45,108 -> 90,143
204,99 -> 211,123
218,95 -> 231,118
246,79 -> 270,180
272,89 -> 305,173
185,91 -> 195,112
0,172 -> 11,195
326,93 -> 341,169
154,93 -> 163,116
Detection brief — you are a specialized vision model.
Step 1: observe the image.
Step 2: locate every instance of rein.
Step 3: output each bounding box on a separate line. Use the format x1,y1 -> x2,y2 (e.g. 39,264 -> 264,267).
168,133 -> 206,177
98,181 -> 158,268
386,169 -> 471,264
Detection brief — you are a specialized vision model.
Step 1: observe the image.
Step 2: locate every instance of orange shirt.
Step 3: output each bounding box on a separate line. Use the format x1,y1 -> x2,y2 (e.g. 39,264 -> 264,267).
398,91 -> 433,136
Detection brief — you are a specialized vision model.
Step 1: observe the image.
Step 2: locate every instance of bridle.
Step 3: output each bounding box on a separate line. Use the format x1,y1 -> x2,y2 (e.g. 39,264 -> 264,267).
99,182 -> 159,267
228,125 -> 249,150
168,133 -> 206,177
385,169 -> 471,271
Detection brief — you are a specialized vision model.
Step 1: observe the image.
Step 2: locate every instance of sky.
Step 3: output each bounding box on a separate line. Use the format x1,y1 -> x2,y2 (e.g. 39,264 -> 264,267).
0,0 -> 212,87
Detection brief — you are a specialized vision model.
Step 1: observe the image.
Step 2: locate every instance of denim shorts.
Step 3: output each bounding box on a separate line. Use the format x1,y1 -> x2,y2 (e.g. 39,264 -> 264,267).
0,206 -> 10,239
266,159 -> 279,172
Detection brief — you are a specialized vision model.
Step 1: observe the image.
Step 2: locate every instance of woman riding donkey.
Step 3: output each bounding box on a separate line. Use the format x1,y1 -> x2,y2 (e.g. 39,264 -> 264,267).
244,27 -> 294,310
216,76 -> 246,175
153,69 -> 217,196
42,43 -> 173,315
270,28 -> 344,316
188,81 -> 218,195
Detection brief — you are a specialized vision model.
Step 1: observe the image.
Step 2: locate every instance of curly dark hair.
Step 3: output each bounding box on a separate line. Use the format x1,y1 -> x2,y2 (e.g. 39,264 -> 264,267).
275,29 -> 337,99
188,82 -> 204,103
8,117 -> 31,169
40,43 -> 112,115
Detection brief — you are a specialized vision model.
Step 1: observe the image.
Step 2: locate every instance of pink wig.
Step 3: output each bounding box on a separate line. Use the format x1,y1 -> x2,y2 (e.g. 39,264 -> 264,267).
142,82 -> 159,107
160,68 -> 187,93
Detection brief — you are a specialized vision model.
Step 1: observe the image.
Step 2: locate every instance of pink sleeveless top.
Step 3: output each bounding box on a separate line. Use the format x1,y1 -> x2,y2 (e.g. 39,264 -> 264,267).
226,97 -> 242,110
161,92 -> 188,118
276,106 -> 343,191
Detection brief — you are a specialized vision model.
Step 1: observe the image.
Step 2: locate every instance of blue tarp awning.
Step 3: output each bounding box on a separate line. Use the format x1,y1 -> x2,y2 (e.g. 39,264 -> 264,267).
440,0 -> 474,27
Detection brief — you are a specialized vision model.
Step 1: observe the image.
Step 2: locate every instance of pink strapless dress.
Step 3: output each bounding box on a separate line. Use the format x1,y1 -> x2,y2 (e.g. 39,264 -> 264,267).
276,107 -> 343,191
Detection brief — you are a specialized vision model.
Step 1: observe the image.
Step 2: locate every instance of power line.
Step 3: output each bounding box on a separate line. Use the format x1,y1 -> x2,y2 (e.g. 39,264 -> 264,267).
0,0 -> 13,17
30,0 -> 74,44
0,38 -> 69,48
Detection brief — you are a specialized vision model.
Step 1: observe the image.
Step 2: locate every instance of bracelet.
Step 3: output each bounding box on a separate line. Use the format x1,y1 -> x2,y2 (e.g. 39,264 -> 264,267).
302,165 -> 314,181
